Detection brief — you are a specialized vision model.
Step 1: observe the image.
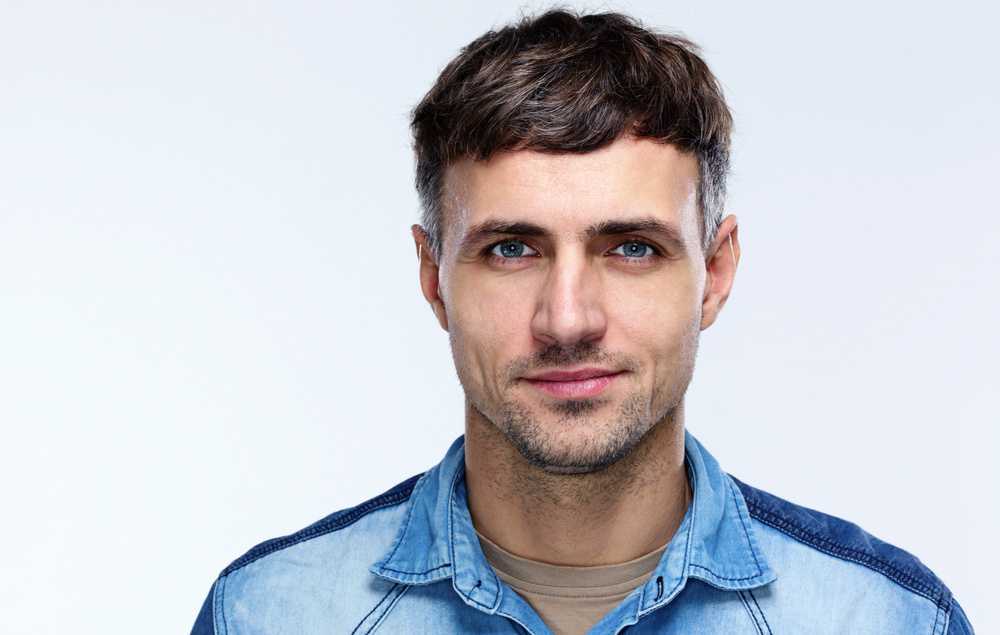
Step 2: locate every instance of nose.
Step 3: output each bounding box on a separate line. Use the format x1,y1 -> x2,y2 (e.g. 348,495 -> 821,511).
530,255 -> 608,346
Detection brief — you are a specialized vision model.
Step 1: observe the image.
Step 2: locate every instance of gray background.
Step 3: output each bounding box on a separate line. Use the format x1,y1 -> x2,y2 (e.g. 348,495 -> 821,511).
1,0 -> 996,632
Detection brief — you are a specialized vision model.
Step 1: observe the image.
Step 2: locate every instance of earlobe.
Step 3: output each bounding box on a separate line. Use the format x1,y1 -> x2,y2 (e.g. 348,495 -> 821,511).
411,225 -> 449,331
700,215 -> 740,331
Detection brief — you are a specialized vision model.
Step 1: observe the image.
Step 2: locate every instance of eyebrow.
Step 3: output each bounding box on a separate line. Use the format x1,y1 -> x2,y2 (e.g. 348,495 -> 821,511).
585,218 -> 686,249
459,220 -> 550,252
458,216 -> 687,252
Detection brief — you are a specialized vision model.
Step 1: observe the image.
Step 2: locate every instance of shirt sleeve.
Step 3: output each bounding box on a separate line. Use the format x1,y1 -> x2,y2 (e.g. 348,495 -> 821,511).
947,598 -> 975,635
190,580 -> 218,635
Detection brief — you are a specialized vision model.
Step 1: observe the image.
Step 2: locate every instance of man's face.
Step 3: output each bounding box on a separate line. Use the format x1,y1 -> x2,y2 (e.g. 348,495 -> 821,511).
417,137 -> 733,474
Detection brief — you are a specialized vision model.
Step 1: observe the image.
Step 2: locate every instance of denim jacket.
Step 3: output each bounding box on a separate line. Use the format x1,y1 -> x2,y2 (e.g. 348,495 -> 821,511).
192,433 -> 972,634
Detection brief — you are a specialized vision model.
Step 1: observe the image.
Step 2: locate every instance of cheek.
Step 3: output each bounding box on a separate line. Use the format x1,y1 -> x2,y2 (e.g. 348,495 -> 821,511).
446,276 -> 534,374
607,272 -> 703,359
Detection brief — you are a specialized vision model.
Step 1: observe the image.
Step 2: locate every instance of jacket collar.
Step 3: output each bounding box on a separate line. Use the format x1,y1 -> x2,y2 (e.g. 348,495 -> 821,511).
371,432 -> 775,614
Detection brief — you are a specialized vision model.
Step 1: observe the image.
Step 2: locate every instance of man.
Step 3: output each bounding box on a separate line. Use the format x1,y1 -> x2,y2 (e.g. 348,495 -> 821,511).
192,10 -> 972,634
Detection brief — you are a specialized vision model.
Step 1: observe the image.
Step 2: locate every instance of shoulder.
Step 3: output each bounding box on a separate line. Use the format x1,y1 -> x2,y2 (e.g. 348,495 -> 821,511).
192,474 -> 423,635
221,473 -> 421,577
731,476 -> 973,634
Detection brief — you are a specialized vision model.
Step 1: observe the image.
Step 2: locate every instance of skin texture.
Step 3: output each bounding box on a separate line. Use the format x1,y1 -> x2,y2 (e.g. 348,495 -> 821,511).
414,137 -> 740,566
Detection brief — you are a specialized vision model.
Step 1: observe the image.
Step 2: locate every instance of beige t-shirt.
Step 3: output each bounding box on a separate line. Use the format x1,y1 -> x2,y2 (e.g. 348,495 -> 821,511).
477,533 -> 668,635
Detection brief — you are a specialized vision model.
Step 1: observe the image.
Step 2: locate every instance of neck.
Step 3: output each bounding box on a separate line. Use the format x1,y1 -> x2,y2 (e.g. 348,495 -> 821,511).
464,401 -> 691,566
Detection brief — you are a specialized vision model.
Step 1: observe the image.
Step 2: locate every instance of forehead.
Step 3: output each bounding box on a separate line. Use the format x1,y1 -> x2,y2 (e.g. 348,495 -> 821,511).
441,138 -> 700,245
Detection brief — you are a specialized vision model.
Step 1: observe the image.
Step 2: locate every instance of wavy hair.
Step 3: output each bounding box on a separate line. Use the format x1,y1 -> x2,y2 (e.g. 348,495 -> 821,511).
412,9 -> 733,255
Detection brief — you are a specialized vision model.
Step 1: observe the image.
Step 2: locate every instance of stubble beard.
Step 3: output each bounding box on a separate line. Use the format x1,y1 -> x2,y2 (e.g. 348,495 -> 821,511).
467,341 -> 694,475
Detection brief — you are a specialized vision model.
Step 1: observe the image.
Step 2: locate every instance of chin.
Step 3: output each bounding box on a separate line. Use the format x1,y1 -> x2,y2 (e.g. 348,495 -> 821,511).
498,393 -> 656,475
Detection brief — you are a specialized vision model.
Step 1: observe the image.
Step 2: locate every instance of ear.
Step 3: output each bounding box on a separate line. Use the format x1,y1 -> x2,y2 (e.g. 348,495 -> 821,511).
412,224 -> 449,331
701,215 -> 740,331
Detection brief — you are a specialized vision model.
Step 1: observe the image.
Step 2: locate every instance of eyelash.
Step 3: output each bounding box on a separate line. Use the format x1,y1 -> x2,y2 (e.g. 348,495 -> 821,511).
483,238 -> 661,263
485,239 -> 540,262
608,239 -> 661,262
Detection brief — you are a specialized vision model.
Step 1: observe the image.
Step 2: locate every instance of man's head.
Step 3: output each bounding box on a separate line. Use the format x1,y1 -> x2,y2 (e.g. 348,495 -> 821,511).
412,9 -> 733,259
411,10 -> 739,475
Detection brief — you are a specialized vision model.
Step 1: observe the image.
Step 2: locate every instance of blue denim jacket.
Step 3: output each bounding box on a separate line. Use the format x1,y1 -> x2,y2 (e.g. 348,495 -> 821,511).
192,433 -> 972,634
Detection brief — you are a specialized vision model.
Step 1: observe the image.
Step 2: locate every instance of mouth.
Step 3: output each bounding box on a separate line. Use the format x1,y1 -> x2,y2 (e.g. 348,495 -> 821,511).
522,367 -> 624,399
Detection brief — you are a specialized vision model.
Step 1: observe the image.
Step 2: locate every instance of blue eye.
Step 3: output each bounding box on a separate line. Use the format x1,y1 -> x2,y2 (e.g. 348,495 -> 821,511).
610,241 -> 652,258
490,241 -> 537,258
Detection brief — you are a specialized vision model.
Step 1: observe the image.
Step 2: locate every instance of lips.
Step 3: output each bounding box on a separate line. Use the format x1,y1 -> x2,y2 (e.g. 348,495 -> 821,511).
523,368 -> 623,399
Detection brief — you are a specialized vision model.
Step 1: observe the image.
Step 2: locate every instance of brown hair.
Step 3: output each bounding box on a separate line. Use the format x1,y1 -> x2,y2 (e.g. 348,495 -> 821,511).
412,9 -> 733,255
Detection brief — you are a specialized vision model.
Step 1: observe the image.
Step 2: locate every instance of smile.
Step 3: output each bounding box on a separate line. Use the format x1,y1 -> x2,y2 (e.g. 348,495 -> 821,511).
523,368 -> 624,399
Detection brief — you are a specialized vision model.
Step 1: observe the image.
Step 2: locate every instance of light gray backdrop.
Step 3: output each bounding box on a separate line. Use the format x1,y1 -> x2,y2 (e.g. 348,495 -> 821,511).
1,0 -> 996,632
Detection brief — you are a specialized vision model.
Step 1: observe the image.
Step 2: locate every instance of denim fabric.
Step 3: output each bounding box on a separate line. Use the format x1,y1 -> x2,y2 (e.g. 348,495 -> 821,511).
192,433 -> 973,634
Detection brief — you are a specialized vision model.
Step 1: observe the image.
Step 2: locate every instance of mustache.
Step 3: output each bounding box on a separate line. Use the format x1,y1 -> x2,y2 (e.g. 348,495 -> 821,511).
535,341 -> 605,366
504,342 -> 641,383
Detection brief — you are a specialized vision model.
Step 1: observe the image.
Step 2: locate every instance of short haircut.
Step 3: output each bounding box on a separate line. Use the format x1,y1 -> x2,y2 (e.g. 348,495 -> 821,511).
411,9 -> 733,256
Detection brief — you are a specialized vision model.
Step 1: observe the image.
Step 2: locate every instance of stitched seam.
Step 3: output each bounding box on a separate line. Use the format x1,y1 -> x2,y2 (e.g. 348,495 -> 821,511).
738,591 -> 765,635
380,475 -> 429,566
752,503 -> 937,597
222,474 -> 422,576
351,584 -> 398,635
745,500 -> 945,608
216,575 -> 228,635
688,563 -> 763,581
730,478 -> 764,575
377,563 -> 451,576
464,593 -> 493,609
493,608 -> 535,635
368,585 -> 411,633
641,455 -> 696,611
446,464 -> 493,610
655,490 -> 693,606
934,604 -> 946,635
668,454 -> 696,605
748,588 -> 772,635
447,461 -> 463,576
